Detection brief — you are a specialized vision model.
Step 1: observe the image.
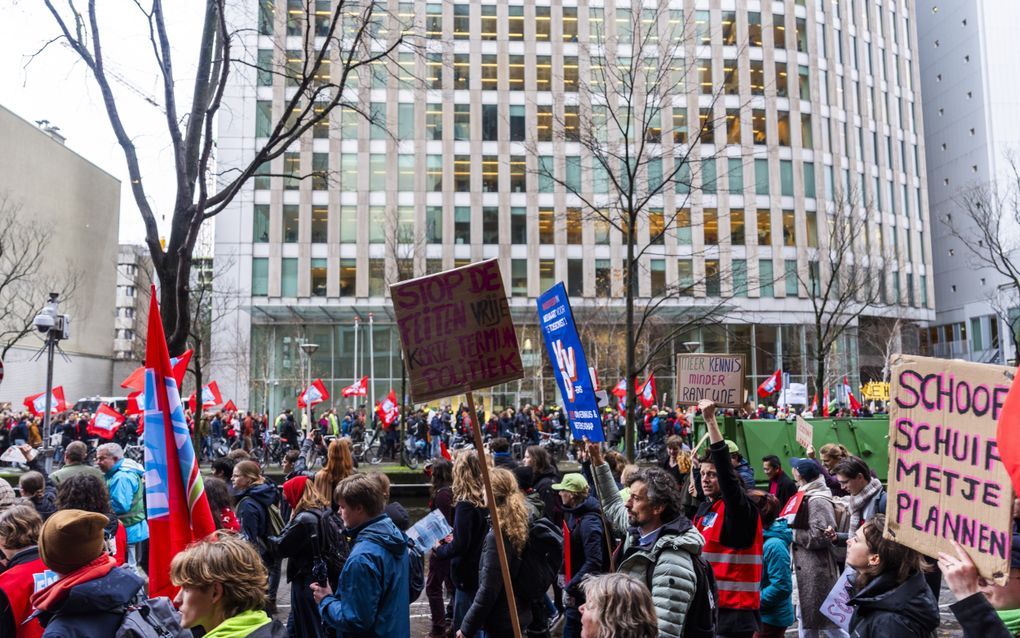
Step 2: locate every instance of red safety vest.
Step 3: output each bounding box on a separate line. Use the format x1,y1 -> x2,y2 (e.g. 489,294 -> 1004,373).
0,557 -> 48,638
694,499 -> 763,610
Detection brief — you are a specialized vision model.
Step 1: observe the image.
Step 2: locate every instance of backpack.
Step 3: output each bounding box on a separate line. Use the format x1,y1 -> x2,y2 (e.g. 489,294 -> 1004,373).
312,508 -> 350,576
513,517 -> 564,603
115,597 -> 190,638
239,496 -> 285,560
644,545 -> 718,638
406,536 -> 426,602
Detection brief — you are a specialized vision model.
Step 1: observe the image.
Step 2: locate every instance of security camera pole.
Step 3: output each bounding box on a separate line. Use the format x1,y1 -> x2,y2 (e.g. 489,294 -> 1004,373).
36,292 -> 69,474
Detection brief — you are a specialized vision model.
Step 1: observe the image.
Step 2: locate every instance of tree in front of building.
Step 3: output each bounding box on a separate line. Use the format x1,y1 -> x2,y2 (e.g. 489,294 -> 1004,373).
40,0 -> 404,355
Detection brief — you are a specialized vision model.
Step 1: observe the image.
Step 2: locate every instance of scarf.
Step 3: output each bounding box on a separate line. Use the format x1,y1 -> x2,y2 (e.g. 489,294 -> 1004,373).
799,475 -> 831,497
997,608 -> 1020,636
203,609 -> 273,638
30,554 -> 116,612
848,478 -> 883,535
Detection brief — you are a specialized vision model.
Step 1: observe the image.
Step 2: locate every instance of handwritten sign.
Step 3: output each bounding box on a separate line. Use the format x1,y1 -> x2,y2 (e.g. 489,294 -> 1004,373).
675,353 -> 745,408
391,259 -> 524,404
819,566 -> 856,631
795,415 -> 813,449
885,355 -> 1014,584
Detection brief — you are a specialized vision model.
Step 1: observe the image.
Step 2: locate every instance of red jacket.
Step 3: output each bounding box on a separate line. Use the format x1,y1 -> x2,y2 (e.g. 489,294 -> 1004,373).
0,551 -> 47,638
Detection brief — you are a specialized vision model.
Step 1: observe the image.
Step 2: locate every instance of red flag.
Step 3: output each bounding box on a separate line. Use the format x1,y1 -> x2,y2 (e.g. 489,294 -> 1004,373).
342,376 -> 369,398
611,379 -> 628,398
375,389 -> 399,426
126,391 -> 144,416
638,374 -> 657,408
780,491 -> 806,524
23,387 -> 67,417
121,350 -> 192,391
88,405 -> 125,439
223,400 -> 237,412
757,370 -> 782,398
822,388 -> 830,417
440,439 -> 452,461
200,381 -> 223,407
562,521 -> 573,582
997,366 -> 1020,497
298,379 -> 330,408
143,285 -> 217,599
188,392 -> 198,416
810,393 -> 819,413
843,377 -> 862,411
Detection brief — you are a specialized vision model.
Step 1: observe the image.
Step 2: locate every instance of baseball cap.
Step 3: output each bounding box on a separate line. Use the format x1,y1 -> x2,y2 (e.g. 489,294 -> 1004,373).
551,473 -> 589,493
789,457 -> 822,482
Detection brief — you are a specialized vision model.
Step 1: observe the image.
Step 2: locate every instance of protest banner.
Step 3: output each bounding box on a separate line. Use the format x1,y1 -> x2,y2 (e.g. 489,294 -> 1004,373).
390,259 -> 524,404
675,353 -> 745,408
885,355 -> 1014,584
795,415 -> 813,449
537,282 -> 604,441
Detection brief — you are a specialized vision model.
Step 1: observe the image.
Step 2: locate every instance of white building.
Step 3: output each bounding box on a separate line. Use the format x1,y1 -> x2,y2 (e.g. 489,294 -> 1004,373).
917,0 -> 1020,364
213,0 -> 935,413
112,244 -> 153,383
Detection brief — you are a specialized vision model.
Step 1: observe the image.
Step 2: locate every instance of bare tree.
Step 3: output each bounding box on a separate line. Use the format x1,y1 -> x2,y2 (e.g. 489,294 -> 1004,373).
528,6 -> 736,459
799,188 -> 889,398
39,0 -> 405,354
0,193 -> 81,359
943,156 -> 1020,358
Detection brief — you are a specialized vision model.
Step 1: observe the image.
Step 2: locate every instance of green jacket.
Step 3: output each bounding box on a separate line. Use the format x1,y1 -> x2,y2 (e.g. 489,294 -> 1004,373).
594,462 -> 704,638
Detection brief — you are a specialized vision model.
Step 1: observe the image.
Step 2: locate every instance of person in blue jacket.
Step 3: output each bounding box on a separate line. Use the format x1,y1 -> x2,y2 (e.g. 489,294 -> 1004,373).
96,442 -> 148,573
311,473 -> 410,638
554,473 -> 610,638
750,491 -> 794,637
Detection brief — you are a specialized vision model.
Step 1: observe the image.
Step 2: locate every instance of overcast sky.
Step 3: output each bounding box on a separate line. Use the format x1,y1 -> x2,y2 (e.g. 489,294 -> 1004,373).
1,0 -> 207,244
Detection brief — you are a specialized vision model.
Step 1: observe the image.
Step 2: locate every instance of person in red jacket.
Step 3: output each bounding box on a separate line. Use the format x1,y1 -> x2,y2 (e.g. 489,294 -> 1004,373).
693,399 -> 764,638
0,504 -> 46,637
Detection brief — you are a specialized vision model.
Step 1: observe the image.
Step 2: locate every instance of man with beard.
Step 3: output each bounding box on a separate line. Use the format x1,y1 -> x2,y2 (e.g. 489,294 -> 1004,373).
588,442 -> 706,638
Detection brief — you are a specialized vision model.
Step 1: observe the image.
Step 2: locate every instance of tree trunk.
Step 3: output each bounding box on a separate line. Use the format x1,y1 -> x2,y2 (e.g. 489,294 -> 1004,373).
156,250 -> 193,356
624,221 -> 636,461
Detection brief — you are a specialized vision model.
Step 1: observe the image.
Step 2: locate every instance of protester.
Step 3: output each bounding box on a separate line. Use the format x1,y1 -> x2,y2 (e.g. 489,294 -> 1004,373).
824,457 -> 885,545
787,457 -> 844,638
49,442 -> 104,486
54,474 -> 127,567
368,471 -> 411,532
312,473 -> 410,637
96,442 -> 148,573
212,456 -> 237,482
761,456 -> 797,508
490,438 -> 518,470
589,442 -> 704,638
171,530 -> 287,637
30,509 -> 146,636
808,444 -> 851,496
232,458 -> 283,611
695,400 -> 764,638
553,472 -> 610,638
845,515 -> 939,636
577,573 -> 658,638
205,476 -> 241,532
0,477 -> 15,513
426,459 -> 455,638
18,471 -> 57,521
525,446 -> 562,527
940,536 -> 1020,637
275,475 -> 335,637
435,451 -> 490,634
0,505 -> 45,637
315,437 -> 355,509
750,492 -> 794,638
459,468 -> 534,638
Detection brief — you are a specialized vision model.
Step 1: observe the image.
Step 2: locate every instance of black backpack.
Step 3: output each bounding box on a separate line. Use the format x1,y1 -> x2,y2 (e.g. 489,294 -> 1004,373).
645,545 -> 718,638
312,508 -> 350,576
513,517 -> 564,603
407,536 -> 426,602
115,597 -> 190,638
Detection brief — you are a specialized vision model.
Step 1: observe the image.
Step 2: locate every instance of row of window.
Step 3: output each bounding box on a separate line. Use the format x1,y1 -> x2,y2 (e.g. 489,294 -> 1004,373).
250,255 -> 929,308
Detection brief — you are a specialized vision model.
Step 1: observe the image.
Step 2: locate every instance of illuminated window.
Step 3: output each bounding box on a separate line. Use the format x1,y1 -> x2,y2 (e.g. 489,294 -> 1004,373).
699,58 -> 713,94
453,155 -> 470,192
649,210 -> 665,245
726,109 -> 741,144
453,54 -> 470,89
723,59 -> 739,94
757,210 -> 772,244
749,12 -> 763,46
673,109 -> 688,144
338,259 -> 355,296
425,103 -> 442,140
704,209 -> 718,244
640,9 -> 658,43
567,208 -> 582,244
480,5 -> 497,40
426,53 -> 443,89
676,209 -> 691,244
536,6 -> 551,41
722,11 -> 737,45
562,7 -> 578,41
453,4 -> 469,40
508,6 -> 524,40
481,156 -> 499,193
616,9 -> 632,44
286,0 -> 303,36
453,104 -> 470,141
310,259 -> 327,296
285,50 -> 302,87
508,155 -> 526,192
782,210 -> 796,246
563,56 -> 579,92
699,109 -> 714,143
695,10 -> 710,45
283,152 -> 301,191
750,60 -> 765,96
481,54 -> 498,90
536,105 -> 553,142
425,4 -> 442,39
563,105 -> 579,141
508,55 -> 525,87
731,209 -> 745,244
775,62 -> 788,98
426,155 -> 443,191
773,13 -> 785,49
752,109 -> 767,144
536,56 -> 552,90
777,112 -> 791,146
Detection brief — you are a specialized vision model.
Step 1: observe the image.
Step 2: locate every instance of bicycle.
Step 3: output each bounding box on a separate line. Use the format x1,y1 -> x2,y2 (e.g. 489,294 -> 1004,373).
351,428 -> 383,465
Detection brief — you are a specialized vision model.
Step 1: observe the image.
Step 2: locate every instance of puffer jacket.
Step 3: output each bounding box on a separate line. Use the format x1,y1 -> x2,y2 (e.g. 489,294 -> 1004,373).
760,520 -> 794,628
561,495 -> 610,602
848,570 -> 940,637
594,462 -> 705,638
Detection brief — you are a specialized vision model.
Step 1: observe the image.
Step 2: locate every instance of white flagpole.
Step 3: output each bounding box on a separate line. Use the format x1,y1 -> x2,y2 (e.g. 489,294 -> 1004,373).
353,317 -> 360,388
368,312 -> 375,426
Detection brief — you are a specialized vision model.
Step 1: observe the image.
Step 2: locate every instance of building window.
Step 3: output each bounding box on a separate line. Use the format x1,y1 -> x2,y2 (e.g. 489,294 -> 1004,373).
251,259 -> 269,295
773,13 -> 785,49
339,206 -> 356,244
673,109 -> 687,144
311,207 -> 328,243
282,205 -> 299,243
748,11 -> 763,47
509,156 -> 526,193
757,210 -> 772,245
676,209 -> 691,245
595,260 -> 611,296
481,103 -> 498,141
567,209 -> 582,245
510,208 -> 527,244
454,156 -> 471,192
511,259 -> 528,296
780,160 -> 794,196
755,159 -> 769,195
281,258 -> 298,297
509,106 -> 526,141
481,156 -> 499,192
728,158 -> 744,194
775,62 -> 788,98
424,103 -> 441,141
759,259 -> 775,297
703,209 -> 718,245
453,104 -> 470,141
782,210 -> 796,246
806,211 -> 818,248
731,209 -> 745,245
733,259 -> 748,297
752,109 -> 766,144
784,259 -> 798,296
258,0 -> 274,35
480,4 -> 497,40
508,5 -> 524,40
253,205 -> 270,243
453,54 -> 470,89
369,207 -> 385,244
426,155 -> 443,191
368,259 -> 385,296
649,209 -> 664,245
650,260 -> 666,297
339,259 -> 356,296
702,160 -> 717,194
750,60 -> 765,96
705,260 -> 721,296
426,207 -> 443,244
453,4 -> 469,39
311,259 -> 327,296
482,207 -> 499,244
678,259 -> 694,296
799,65 -> 810,100
454,207 -> 471,244
540,259 -> 555,292
539,209 -> 555,244
567,259 -> 583,296
594,218 -> 611,245
777,113 -> 792,146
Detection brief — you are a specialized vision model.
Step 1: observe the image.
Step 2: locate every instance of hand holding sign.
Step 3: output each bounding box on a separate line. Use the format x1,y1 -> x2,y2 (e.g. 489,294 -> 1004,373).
938,540 -> 982,601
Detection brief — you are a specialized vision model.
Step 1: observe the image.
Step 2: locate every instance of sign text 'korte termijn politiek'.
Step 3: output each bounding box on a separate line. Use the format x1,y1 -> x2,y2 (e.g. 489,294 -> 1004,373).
391,259 -> 524,404
536,282 -> 605,442
885,355 -> 1015,584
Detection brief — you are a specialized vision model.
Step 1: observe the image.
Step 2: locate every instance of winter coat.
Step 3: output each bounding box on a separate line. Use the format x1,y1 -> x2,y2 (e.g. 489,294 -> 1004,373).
533,470 -> 563,526
760,521 -> 795,628
434,500 -> 489,593
460,530 -> 530,638
848,570 -> 940,637
791,477 -> 840,630
561,495 -> 610,602
35,567 -> 145,637
104,459 -> 148,544
236,482 -> 279,560
318,514 -> 410,638
275,507 -> 332,582
735,457 -> 756,490
594,462 -> 705,638
767,471 -> 798,509
950,592 -> 1016,638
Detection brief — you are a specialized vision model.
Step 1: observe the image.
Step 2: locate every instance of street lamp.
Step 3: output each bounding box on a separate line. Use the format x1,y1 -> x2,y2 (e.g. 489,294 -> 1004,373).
300,342 -> 319,433
682,341 -> 701,353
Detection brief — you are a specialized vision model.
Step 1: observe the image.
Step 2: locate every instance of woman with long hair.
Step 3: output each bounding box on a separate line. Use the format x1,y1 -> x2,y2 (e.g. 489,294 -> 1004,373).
204,476 -> 240,532
459,468 -> 533,638
435,452 -> 489,635
846,515 -> 938,637
315,438 -> 354,508
54,473 -> 127,566
426,459 -> 455,637
578,573 -> 657,638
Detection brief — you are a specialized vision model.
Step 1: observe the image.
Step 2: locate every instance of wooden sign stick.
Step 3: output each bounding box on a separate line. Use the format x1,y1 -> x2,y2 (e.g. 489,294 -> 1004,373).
465,390 -> 523,638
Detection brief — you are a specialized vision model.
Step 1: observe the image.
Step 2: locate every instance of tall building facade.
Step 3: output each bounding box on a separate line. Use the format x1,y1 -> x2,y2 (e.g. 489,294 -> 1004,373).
112,244 -> 153,383
917,0 -> 1020,365
213,0 -> 934,414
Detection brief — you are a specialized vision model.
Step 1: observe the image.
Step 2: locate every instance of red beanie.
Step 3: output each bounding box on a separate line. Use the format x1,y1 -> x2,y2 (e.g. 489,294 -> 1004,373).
283,475 -> 310,510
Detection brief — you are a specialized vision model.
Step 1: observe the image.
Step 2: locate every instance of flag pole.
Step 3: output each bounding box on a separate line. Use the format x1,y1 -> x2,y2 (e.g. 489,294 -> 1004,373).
465,389 -> 523,638
369,313 -> 376,427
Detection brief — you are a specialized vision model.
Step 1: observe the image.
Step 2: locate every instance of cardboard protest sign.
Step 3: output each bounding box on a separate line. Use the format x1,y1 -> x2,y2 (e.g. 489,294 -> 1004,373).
536,283 -> 604,442
391,259 -> 524,404
819,567 -> 856,631
795,415 -> 813,449
675,353 -> 745,408
885,355 -> 1014,584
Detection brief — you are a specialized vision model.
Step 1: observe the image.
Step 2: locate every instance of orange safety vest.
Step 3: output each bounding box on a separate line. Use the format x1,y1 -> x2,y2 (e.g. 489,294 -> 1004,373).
694,498 -> 763,610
